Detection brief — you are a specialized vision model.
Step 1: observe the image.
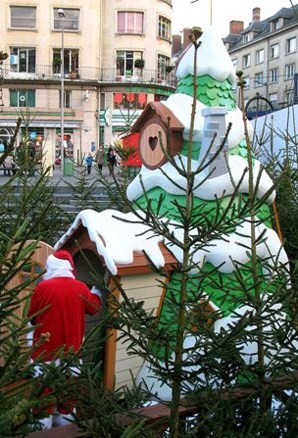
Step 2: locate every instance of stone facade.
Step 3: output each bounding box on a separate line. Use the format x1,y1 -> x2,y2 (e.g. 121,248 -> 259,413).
0,0 -> 174,164
224,5 -> 298,116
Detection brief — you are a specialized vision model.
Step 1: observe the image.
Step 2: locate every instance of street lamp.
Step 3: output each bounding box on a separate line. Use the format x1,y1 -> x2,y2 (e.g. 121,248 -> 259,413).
58,8 -> 65,175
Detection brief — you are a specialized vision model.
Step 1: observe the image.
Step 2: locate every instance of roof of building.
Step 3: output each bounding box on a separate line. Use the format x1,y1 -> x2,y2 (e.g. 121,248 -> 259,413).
224,4 -> 298,51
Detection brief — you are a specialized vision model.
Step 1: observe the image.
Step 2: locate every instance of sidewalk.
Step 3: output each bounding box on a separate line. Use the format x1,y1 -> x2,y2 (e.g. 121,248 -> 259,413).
0,163 -> 118,186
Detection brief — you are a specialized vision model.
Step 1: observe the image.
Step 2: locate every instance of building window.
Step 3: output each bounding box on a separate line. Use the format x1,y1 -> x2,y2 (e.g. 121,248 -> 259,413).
254,72 -> 264,87
53,8 -> 80,31
286,37 -> 296,54
242,54 -> 251,68
243,77 -> 250,89
285,63 -> 295,80
158,16 -> 171,40
286,89 -> 294,104
158,54 -> 170,80
269,93 -> 278,106
52,49 -> 79,75
255,49 -> 264,64
10,6 -> 36,29
270,43 -> 279,59
117,12 -> 144,34
271,19 -> 282,31
59,90 -> 72,108
113,92 -> 147,110
243,34 -> 250,44
269,68 -> 278,83
232,58 -> 238,71
10,89 -> 36,107
10,48 -> 36,73
116,51 -> 142,77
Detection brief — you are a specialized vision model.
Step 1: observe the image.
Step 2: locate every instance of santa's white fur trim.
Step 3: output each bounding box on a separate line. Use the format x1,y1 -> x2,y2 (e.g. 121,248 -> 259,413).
43,254 -> 75,280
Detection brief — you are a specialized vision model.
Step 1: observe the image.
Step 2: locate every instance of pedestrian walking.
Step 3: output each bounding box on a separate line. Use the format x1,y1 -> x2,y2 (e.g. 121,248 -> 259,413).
95,145 -> 105,174
85,153 -> 94,175
107,146 -> 117,176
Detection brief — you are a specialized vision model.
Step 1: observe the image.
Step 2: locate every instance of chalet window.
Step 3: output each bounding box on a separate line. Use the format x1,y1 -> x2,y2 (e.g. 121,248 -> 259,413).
19,261 -> 43,284
158,16 -> 171,40
10,6 -> 36,29
53,8 -> 80,31
242,54 -> 251,68
269,68 -> 278,83
10,47 -> 36,73
270,43 -> 279,59
286,37 -> 296,54
255,49 -> 264,64
10,89 -> 36,107
117,12 -> 144,34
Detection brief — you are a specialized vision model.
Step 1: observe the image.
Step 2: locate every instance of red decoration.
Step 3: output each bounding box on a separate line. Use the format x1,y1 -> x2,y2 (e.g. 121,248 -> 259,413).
126,93 -> 135,103
114,93 -> 123,105
138,93 -> 146,105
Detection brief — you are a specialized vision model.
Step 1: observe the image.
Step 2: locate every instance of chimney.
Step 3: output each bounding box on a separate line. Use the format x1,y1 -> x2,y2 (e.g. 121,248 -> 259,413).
172,34 -> 182,56
229,20 -> 244,34
183,28 -> 193,50
253,7 -> 261,22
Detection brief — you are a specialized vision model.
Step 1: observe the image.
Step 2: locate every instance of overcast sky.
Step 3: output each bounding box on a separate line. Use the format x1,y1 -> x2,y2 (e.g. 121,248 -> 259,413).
172,0 -> 295,37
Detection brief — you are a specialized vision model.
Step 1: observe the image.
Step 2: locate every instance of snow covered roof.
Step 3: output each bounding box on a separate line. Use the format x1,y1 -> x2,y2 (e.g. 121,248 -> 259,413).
54,209 -> 177,276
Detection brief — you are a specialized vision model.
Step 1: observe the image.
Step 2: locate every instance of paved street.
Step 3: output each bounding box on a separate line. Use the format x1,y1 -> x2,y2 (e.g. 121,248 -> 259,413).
0,163 -> 120,186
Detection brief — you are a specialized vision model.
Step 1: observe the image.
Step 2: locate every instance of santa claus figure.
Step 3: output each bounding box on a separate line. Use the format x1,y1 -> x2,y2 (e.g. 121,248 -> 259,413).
28,249 -> 102,429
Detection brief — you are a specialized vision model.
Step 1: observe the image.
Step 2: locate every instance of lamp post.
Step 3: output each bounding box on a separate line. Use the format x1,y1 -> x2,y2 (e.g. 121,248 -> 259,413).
58,8 -> 65,175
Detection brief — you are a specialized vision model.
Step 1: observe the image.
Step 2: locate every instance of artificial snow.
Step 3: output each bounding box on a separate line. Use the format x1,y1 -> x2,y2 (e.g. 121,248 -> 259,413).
55,208 -> 285,279
127,154 -> 275,204
162,94 -> 254,147
54,209 -> 165,275
176,26 -> 236,85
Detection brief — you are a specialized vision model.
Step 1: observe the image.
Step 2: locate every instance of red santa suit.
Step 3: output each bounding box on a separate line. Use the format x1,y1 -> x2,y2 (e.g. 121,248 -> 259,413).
29,250 -> 101,361
28,249 -> 102,428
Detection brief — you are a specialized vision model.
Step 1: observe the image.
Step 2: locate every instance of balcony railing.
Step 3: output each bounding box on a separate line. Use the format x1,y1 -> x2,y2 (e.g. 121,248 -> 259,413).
2,65 -> 177,87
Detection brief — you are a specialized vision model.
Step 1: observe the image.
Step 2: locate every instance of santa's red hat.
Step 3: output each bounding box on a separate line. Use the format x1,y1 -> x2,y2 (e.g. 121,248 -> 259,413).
53,250 -> 75,270
45,250 -> 76,277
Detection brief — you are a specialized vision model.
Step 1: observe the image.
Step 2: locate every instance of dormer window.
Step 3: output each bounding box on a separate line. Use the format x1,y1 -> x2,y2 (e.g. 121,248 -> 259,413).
243,34 -> 250,43
271,18 -> 282,31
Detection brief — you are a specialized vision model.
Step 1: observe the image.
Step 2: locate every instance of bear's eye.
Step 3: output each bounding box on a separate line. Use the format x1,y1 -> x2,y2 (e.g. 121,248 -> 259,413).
139,122 -> 167,169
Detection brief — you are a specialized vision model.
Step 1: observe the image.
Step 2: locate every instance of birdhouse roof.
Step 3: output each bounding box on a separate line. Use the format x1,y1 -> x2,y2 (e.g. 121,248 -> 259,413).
131,101 -> 184,133
55,209 -> 178,276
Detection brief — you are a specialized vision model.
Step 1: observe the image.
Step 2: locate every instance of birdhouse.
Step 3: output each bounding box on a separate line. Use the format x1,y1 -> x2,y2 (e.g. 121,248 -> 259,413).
131,101 -> 184,169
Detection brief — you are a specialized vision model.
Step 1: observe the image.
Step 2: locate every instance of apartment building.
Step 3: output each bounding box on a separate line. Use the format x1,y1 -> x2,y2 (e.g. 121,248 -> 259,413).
0,0 -> 174,164
224,4 -> 298,116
